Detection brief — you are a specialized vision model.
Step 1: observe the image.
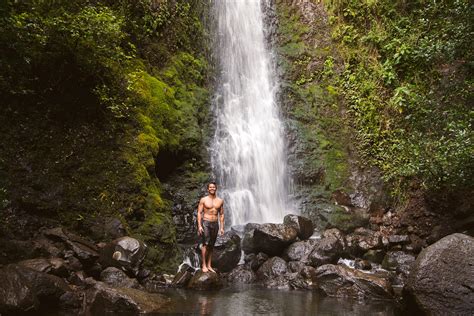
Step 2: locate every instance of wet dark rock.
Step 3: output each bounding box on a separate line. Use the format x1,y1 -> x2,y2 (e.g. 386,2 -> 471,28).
33,237 -> 65,258
86,281 -> 170,314
211,231 -> 241,272
309,236 -> 344,267
382,251 -> 415,277
0,264 -> 71,314
283,214 -> 314,240
242,224 -> 298,256
282,240 -> 315,263
363,249 -> 385,264
256,256 -> 287,281
140,273 -> 167,293
58,290 -> 84,314
68,271 -> 87,286
262,273 -> 296,289
44,227 -> 99,266
100,267 -> 141,289
188,271 -> 222,290
345,228 -> 382,256
388,235 -> 410,246
18,258 -> 69,277
288,261 -> 307,273
99,236 -> 147,276
171,264 -> 194,288
227,265 -> 256,284
405,233 -> 474,315
291,266 -> 318,290
354,259 -> 372,270
245,252 -> 269,271
316,264 -> 393,300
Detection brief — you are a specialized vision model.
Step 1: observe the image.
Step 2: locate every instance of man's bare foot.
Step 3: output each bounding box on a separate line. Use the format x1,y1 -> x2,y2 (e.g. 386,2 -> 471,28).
202,266 -> 209,273
208,267 -> 216,273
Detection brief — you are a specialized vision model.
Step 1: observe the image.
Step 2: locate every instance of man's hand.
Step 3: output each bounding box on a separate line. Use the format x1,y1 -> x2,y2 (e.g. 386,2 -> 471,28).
219,228 -> 224,236
198,226 -> 203,235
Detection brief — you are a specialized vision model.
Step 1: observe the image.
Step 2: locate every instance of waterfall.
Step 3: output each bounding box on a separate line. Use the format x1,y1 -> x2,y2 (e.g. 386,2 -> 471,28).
211,0 -> 294,226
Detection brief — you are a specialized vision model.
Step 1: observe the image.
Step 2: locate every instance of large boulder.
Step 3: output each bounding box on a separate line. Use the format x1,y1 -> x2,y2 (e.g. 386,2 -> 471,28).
44,227 -> 99,266
315,264 -> 393,300
86,281 -> 169,314
242,224 -> 298,256
211,231 -> 241,272
345,228 -> 382,256
100,267 -> 141,289
283,214 -> 314,240
227,265 -> 256,284
0,264 -> 71,314
18,258 -> 69,277
256,257 -> 287,281
309,236 -> 344,267
99,237 -> 147,276
282,240 -> 315,263
187,271 -> 222,290
405,233 -> 474,315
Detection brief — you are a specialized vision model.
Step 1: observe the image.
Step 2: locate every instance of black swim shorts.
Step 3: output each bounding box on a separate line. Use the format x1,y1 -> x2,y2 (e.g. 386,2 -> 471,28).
201,220 -> 219,247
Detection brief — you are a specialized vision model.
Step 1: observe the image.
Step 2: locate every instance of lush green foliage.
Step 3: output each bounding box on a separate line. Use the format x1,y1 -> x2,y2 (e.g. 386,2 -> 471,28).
323,0 -> 473,192
0,0 -> 210,272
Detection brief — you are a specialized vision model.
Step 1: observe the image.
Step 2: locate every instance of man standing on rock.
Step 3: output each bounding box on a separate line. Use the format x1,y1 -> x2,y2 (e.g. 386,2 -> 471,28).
197,182 -> 224,273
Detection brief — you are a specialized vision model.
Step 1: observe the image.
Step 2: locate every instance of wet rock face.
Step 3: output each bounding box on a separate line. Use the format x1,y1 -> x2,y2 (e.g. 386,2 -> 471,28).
282,240 -> 315,263
227,265 -> 256,284
171,264 -> 194,288
87,282 -> 170,314
242,224 -> 298,256
187,271 -> 222,290
256,257 -> 288,281
382,251 -> 415,277
345,228 -> 382,256
99,237 -> 147,276
18,258 -> 69,277
309,236 -> 344,267
211,231 -> 241,272
0,264 -> 71,314
245,252 -> 269,271
315,264 -> 393,300
283,214 -> 314,240
405,233 -> 474,315
100,267 -> 140,289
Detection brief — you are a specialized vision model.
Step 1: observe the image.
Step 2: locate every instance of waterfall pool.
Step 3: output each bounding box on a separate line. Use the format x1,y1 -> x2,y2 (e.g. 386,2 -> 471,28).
154,285 -> 401,315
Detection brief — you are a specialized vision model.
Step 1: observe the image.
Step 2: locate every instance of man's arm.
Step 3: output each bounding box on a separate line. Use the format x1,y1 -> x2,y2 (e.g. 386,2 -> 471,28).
219,202 -> 224,235
197,198 -> 204,235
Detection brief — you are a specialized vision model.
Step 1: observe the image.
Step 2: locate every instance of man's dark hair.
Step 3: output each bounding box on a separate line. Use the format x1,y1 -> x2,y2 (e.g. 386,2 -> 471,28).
207,181 -> 217,189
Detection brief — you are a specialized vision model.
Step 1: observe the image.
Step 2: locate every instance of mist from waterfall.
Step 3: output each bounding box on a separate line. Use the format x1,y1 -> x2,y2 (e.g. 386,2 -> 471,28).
211,0 -> 294,226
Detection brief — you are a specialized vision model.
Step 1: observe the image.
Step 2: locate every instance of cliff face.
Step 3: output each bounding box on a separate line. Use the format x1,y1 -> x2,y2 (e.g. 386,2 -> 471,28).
274,0 -> 473,241
0,0 -> 213,272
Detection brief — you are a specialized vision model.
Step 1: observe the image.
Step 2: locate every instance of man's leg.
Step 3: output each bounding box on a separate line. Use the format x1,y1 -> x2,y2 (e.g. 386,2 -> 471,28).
207,247 -> 215,273
201,244 -> 209,272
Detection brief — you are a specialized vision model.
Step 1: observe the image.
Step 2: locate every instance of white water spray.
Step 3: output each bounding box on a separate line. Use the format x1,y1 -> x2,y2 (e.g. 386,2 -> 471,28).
211,0 -> 294,226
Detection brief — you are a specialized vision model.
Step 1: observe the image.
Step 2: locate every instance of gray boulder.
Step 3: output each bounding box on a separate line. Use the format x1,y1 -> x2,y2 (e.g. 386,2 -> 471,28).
316,264 -> 393,300
256,256 -> 287,281
242,224 -> 298,256
309,236 -> 344,267
0,264 -> 71,314
18,258 -> 69,277
283,214 -> 314,240
187,271 -> 222,290
345,228 -> 382,256
100,267 -> 140,289
282,240 -> 315,263
86,281 -> 169,314
211,231 -> 241,272
405,233 -> 474,315
227,265 -> 256,284
99,236 -> 147,276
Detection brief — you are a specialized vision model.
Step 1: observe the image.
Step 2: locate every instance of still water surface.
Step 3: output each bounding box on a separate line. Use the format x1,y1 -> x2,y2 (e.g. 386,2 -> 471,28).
157,285 -> 401,316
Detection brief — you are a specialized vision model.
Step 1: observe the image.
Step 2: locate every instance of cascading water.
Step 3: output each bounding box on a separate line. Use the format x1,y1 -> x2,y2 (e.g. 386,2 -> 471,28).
211,0 -> 294,226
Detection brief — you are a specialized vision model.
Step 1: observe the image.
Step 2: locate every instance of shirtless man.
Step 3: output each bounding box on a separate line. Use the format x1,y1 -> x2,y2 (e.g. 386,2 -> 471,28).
197,182 -> 224,273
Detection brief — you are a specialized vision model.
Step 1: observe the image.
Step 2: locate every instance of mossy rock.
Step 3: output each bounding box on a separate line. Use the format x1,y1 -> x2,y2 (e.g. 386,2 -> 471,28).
316,203 -> 369,233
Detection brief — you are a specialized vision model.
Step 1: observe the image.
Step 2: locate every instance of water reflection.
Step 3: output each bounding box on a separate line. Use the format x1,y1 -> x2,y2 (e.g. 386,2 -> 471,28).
156,285 -> 401,316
